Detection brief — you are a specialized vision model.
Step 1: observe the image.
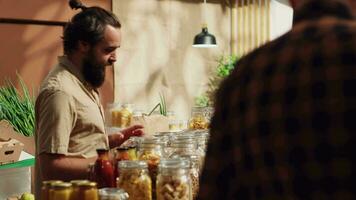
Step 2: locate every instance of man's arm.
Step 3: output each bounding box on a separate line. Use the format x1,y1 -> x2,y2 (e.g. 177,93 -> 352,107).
38,153 -> 96,181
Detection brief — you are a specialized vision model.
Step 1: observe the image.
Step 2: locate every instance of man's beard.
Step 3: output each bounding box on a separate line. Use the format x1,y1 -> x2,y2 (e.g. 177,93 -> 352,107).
82,52 -> 106,88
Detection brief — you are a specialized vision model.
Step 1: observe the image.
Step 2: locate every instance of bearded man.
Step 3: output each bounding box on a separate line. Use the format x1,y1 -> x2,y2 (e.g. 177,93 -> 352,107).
198,0 -> 355,199
34,5 -> 143,198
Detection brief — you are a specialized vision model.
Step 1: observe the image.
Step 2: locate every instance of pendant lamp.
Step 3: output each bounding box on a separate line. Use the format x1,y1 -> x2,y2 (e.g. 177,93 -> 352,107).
193,0 -> 217,48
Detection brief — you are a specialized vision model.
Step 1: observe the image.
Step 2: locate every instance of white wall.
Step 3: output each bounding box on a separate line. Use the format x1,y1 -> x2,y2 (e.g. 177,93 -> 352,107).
270,0 -> 294,40
112,0 -> 232,120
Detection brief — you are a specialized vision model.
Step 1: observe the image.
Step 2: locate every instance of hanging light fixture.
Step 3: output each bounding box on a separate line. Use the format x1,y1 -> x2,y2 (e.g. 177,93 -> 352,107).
193,0 -> 217,48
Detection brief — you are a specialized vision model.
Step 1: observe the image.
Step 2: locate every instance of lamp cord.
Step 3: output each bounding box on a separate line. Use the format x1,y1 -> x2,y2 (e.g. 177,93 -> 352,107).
204,0 -> 207,26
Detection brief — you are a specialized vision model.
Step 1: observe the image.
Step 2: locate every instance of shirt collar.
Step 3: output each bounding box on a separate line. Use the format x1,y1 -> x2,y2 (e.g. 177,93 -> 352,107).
293,0 -> 355,25
58,56 -> 97,91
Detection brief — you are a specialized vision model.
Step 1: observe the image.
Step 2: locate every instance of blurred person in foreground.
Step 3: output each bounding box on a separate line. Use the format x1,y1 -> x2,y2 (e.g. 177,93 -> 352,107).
198,0 -> 355,199
34,1 -> 143,198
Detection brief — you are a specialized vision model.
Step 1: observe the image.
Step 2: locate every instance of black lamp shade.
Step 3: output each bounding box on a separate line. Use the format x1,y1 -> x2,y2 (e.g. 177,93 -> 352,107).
193,27 -> 217,48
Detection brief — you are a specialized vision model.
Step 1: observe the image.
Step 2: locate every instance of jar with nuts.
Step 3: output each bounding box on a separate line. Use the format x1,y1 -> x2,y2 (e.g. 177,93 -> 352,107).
156,158 -> 192,200
117,160 -> 152,200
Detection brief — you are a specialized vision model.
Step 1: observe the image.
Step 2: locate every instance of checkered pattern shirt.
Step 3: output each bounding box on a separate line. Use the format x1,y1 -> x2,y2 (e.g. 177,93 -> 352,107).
198,1 -> 356,199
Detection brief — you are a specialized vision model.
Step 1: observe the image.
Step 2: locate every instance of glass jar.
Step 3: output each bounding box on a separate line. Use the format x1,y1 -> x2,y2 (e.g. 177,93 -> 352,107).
188,107 -> 209,130
94,149 -> 116,188
110,103 -> 134,128
113,146 -> 137,178
49,182 -> 73,200
176,155 -> 200,200
41,180 -> 63,200
99,188 -> 129,200
75,182 -> 99,200
106,102 -> 121,127
153,132 -> 174,157
70,180 -> 90,200
170,139 -> 197,158
137,137 -> 164,199
156,158 -> 192,200
117,160 -> 152,200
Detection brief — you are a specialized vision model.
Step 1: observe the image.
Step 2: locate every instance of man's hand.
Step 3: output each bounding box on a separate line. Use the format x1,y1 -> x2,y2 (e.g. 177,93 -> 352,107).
109,125 -> 144,148
121,124 -> 144,140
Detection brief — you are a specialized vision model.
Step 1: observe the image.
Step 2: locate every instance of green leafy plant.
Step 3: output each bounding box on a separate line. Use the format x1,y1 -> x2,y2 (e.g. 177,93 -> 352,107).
0,76 -> 35,136
195,54 -> 238,107
158,92 -> 167,116
146,92 -> 168,116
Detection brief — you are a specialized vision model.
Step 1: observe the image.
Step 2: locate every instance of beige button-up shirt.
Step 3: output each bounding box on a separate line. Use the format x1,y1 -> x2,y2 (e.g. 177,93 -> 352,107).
35,56 -> 109,158
35,56 -> 109,197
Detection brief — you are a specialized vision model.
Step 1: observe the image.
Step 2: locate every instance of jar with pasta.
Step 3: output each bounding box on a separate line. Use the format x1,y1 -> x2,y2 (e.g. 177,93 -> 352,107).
117,160 -> 152,200
188,107 -> 209,130
156,158 -> 192,200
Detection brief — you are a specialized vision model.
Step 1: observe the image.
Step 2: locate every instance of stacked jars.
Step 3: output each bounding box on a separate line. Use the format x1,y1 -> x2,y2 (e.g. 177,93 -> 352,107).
42,180 -> 100,200
113,146 -> 137,179
117,160 -> 152,200
137,137 -> 165,199
156,158 -> 192,200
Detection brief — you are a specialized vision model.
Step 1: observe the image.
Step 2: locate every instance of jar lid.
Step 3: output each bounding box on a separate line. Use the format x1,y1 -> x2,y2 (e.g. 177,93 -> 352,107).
51,182 -> 72,189
140,137 -> 165,145
70,180 -> 89,186
42,180 -> 63,186
119,160 -> 148,169
78,181 -> 97,187
159,158 -> 190,169
99,188 -> 129,200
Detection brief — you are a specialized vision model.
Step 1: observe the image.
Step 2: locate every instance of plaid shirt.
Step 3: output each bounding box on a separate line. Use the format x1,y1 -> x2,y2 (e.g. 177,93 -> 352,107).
198,1 -> 356,199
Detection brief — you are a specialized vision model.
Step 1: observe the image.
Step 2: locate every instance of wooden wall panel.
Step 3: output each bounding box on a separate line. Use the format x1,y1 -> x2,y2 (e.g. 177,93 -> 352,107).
236,0 -> 270,57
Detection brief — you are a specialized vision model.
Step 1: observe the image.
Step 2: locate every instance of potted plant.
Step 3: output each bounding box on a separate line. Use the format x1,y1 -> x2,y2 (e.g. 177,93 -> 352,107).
195,54 -> 238,107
